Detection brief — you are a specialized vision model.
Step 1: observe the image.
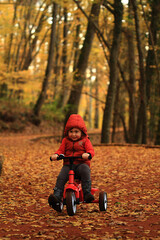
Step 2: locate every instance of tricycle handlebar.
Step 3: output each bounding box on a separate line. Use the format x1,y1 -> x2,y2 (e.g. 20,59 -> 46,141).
57,154 -> 82,160
50,154 -> 82,161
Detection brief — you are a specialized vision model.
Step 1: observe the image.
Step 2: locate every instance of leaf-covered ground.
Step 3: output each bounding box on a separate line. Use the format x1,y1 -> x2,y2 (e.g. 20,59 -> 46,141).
0,135 -> 160,240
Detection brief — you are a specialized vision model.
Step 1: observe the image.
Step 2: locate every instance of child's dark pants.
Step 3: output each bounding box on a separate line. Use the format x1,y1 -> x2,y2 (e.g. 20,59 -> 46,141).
55,163 -> 91,191
54,163 -> 93,202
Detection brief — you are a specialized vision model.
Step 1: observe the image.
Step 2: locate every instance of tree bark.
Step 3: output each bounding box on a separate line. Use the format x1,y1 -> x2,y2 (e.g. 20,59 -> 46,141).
64,1 -> 101,126
5,1 -> 18,71
21,3 -> 49,70
123,27 -> 136,143
131,0 -> 147,144
111,79 -> 120,143
53,5 -> 61,99
0,155 -> 4,176
145,0 -> 160,142
15,1 -> 32,71
155,111 -> 160,145
94,71 -> 99,129
101,0 -> 123,143
57,7 -> 68,108
33,3 -> 58,116
73,17 -> 81,72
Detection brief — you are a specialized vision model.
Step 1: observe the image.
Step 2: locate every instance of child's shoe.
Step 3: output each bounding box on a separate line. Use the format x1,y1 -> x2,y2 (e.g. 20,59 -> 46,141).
48,187 -> 63,208
48,193 -> 56,208
84,192 -> 94,203
52,187 -> 63,203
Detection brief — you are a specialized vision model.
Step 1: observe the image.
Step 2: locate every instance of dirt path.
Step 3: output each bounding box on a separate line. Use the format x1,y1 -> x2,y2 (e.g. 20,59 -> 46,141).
0,135 -> 160,239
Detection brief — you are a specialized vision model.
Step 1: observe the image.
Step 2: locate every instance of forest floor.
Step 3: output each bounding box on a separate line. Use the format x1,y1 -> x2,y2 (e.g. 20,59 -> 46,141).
0,133 -> 160,240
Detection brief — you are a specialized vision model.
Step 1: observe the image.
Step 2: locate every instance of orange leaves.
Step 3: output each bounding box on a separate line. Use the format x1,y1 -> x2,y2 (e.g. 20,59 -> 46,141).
0,135 -> 160,239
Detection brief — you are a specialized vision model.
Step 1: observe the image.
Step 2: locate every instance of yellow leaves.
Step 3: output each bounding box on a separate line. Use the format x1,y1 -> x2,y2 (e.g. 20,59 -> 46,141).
72,221 -> 81,227
0,135 -> 160,239
87,234 -> 98,239
82,226 -> 92,232
113,220 -> 127,226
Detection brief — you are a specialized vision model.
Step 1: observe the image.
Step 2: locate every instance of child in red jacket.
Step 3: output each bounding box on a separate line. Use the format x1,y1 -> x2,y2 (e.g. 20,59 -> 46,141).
49,114 -> 95,205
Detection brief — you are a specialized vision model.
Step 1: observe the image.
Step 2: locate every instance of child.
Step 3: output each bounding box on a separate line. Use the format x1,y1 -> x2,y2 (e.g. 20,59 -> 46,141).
49,114 -> 95,205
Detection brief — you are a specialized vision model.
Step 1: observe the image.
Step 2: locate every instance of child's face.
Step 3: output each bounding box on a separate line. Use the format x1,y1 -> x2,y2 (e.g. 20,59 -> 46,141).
68,128 -> 82,141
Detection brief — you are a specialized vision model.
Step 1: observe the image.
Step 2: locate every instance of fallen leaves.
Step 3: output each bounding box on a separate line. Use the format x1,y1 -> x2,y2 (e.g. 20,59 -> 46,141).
0,135 -> 160,239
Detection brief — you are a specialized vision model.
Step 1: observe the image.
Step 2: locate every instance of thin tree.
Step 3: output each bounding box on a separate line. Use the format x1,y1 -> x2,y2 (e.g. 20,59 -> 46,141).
144,0 -> 160,143
155,113 -> 160,145
122,27 -> 136,143
94,70 -> 99,129
57,6 -> 68,108
33,3 -> 58,116
101,0 -> 123,143
21,2 -> 50,70
5,0 -> 18,71
131,0 -> 147,144
53,5 -> 61,99
125,0 -> 136,143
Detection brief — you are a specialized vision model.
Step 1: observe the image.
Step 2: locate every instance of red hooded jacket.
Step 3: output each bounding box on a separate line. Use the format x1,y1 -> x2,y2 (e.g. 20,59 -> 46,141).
55,114 -> 94,167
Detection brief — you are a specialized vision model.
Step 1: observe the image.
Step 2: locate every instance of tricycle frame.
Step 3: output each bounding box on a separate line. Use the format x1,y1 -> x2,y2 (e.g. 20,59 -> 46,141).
49,155 -> 107,216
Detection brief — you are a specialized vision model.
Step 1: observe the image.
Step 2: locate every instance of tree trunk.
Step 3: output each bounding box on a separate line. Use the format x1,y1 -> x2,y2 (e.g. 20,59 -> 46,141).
127,0 -> 136,143
33,3 -> 58,116
123,27 -> 136,143
58,7 -> 68,108
21,3 -> 49,70
0,155 -> 4,176
131,0 -> 147,144
53,6 -> 61,99
64,1 -> 101,126
5,1 -> 18,71
89,76 -> 93,128
111,79 -> 120,143
145,0 -> 160,141
145,0 -> 160,104
155,111 -> 160,145
15,1 -> 32,71
101,0 -> 123,143
94,71 -> 99,129
73,17 -> 81,72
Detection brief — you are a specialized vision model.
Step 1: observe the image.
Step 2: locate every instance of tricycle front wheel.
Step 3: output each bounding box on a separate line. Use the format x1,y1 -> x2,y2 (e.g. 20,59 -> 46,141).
66,190 -> 77,216
99,191 -> 107,211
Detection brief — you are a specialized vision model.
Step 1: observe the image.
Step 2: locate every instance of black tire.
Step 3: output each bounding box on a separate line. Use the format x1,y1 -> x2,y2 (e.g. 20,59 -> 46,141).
48,194 -> 63,212
66,190 -> 77,216
99,191 -> 107,211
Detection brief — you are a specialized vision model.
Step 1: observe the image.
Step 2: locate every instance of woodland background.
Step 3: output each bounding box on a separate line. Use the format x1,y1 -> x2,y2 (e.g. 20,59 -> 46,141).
0,1 -> 160,239
0,0 -> 160,145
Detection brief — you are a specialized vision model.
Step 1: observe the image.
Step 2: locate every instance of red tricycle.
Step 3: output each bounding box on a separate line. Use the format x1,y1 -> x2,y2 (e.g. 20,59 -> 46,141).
48,155 -> 107,216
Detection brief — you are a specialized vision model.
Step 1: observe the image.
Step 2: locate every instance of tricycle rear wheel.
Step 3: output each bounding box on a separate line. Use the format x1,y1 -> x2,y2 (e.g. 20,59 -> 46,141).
99,191 -> 107,211
66,190 -> 77,216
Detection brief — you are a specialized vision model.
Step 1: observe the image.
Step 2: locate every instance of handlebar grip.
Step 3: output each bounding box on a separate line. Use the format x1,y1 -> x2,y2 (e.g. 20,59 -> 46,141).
57,154 -> 65,160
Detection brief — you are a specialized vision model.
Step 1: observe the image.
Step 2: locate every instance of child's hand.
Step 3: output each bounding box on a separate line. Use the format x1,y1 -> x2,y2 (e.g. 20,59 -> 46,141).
82,153 -> 90,160
50,154 -> 59,161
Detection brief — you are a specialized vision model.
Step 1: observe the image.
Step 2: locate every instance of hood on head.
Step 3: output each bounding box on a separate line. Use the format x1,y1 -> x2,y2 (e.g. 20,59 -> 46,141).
64,114 -> 88,136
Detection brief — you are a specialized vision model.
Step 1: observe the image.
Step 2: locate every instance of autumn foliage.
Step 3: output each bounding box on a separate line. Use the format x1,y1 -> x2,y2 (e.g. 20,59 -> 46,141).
0,134 -> 160,239
0,0 -> 160,145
